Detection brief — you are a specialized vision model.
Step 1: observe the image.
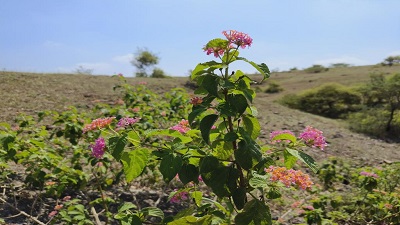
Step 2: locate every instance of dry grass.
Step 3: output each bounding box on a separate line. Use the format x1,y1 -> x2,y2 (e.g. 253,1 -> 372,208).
1,65 -> 400,164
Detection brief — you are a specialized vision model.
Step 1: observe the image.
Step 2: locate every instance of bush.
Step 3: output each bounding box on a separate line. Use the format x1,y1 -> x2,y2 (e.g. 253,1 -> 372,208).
280,83 -> 362,118
264,81 -> 283,93
305,64 -> 329,73
151,68 -> 168,78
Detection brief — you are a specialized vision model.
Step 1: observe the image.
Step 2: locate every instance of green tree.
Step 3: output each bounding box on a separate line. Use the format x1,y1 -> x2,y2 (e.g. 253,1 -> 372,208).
131,48 -> 159,77
359,73 -> 400,131
382,55 -> 400,66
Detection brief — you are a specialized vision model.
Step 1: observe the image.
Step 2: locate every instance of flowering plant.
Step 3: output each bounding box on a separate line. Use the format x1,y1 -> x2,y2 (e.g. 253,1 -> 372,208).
83,30 -> 326,224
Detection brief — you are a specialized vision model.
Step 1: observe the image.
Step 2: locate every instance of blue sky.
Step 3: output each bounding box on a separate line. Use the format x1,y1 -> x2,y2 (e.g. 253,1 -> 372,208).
1,0 -> 399,77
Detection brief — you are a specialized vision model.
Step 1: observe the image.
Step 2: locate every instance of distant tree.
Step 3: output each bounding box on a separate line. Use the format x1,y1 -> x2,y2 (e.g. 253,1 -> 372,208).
305,64 -> 329,73
289,67 -> 298,72
382,55 -> 400,66
358,73 -> 400,131
131,48 -> 159,77
74,65 -> 93,75
151,67 -> 167,78
330,63 -> 351,68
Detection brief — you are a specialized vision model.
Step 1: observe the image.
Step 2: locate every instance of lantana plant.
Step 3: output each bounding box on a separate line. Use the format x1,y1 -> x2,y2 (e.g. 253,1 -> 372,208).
83,30 -> 327,224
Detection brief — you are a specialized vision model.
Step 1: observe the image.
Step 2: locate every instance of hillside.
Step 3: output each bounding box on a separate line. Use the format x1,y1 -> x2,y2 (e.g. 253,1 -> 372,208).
1,64 -> 400,165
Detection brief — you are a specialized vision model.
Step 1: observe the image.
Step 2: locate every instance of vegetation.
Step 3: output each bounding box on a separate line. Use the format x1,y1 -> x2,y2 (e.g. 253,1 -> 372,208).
131,48 -> 161,77
305,64 -> 329,73
264,81 -> 283,93
382,55 -> 400,66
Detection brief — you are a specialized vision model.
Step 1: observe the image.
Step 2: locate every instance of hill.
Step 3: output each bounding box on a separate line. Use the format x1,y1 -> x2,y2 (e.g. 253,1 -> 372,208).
1,64 -> 400,165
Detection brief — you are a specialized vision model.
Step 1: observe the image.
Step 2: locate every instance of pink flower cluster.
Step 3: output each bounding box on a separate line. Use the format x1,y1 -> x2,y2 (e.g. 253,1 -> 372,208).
222,30 -> 253,49
270,130 -> 295,144
170,119 -> 191,134
265,166 -> 313,190
170,189 -> 189,203
117,117 -> 140,127
90,137 -> 106,159
83,117 -> 115,133
204,46 -> 225,58
360,171 -> 379,179
190,97 -> 203,106
298,126 -> 328,150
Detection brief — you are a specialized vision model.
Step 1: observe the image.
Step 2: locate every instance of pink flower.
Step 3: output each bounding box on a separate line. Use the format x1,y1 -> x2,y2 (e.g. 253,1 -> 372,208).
48,210 -> 58,218
170,189 -> 189,203
303,205 -> 315,211
138,81 -> 147,85
298,126 -> 327,150
90,137 -> 106,159
63,196 -> 71,201
170,119 -> 191,134
222,30 -> 253,49
131,107 -> 140,112
270,130 -> 295,144
190,97 -> 203,106
83,117 -> 115,133
204,47 -> 225,58
117,73 -> 123,77
265,166 -> 313,190
360,171 -> 379,179
117,117 -> 140,127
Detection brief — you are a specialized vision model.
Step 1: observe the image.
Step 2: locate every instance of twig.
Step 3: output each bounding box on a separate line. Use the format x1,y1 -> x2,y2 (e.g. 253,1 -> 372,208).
0,196 -> 46,225
90,206 -> 103,225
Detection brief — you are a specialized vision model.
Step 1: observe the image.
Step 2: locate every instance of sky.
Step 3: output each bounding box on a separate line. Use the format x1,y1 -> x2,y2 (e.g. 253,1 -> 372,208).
1,0 -> 399,77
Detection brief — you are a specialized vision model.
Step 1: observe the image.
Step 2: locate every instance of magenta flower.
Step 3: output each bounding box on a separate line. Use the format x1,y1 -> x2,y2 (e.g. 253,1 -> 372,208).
170,119 -> 191,134
270,130 -> 295,144
170,189 -> 189,203
204,47 -> 225,58
298,126 -> 327,150
360,171 -> 379,179
117,117 -> 140,127
90,137 -> 106,159
222,30 -> 253,49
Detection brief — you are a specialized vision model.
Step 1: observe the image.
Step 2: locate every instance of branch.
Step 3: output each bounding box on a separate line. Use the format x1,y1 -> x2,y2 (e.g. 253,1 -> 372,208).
90,206 -> 102,225
0,196 -> 46,225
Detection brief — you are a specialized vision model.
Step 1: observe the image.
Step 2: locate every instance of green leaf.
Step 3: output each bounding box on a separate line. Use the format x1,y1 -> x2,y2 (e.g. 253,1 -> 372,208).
266,188 -> 281,199
224,132 -> 239,142
191,191 -> 203,206
228,94 -> 248,116
201,74 -> 220,97
249,175 -> 268,189
286,148 -> 319,173
200,114 -> 219,145
235,199 -> 272,225
271,133 -> 297,144
160,154 -> 183,182
235,139 -> 262,170
118,202 -> 137,212
242,115 -> 261,139
109,134 -> 127,161
141,207 -> 164,219
232,187 -> 247,210
178,164 -> 199,185
121,148 -> 150,182
237,57 -> 270,82
188,107 -> 207,125
283,149 -> 298,169
127,131 -> 141,146
199,156 -> 220,174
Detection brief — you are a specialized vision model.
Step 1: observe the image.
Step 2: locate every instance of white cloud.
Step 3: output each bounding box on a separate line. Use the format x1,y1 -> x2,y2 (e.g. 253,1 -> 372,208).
112,53 -> 134,64
314,56 -> 369,66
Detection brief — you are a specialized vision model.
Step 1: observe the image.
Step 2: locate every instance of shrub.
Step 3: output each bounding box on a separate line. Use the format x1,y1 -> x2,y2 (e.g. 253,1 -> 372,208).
280,83 -> 362,118
264,81 -> 283,93
305,64 -> 329,73
151,67 -> 168,78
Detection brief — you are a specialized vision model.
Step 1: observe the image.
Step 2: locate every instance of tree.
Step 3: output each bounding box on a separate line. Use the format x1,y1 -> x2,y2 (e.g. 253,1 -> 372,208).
382,55 -> 400,66
359,73 -> 400,131
131,48 -> 159,77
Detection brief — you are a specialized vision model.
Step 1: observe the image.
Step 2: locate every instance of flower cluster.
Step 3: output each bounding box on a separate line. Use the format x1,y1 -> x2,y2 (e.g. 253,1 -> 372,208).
190,96 -> 203,106
83,117 -> 115,133
299,126 -> 328,150
170,119 -> 191,134
204,46 -> 225,58
270,130 -> 295,144
265,166 -> 313,190
90,137 -> 106,159
360,171 -> 379,178
170,189 -> 189,203
117,117 -> 140,128
223,30 -> 253,49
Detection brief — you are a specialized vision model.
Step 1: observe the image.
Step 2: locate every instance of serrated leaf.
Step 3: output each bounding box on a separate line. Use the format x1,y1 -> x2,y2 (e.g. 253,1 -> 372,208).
242,115 -> 260,139
160,154 -> 183,182
141,207 -> 164,219
229,94 -> 248,116
121,149 -> 149,182
235,199 -> 272,225
235,139 -> 262,170
286,148 -> 319,173
271,133 -> 297,144
249,175 -> 268,189
202,74 -> 219,97
237,57 -> 270,82
127,131 -> 140,146
109,134 -> 127,161
200,114 -> 219,145
118,202 -> 137,212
